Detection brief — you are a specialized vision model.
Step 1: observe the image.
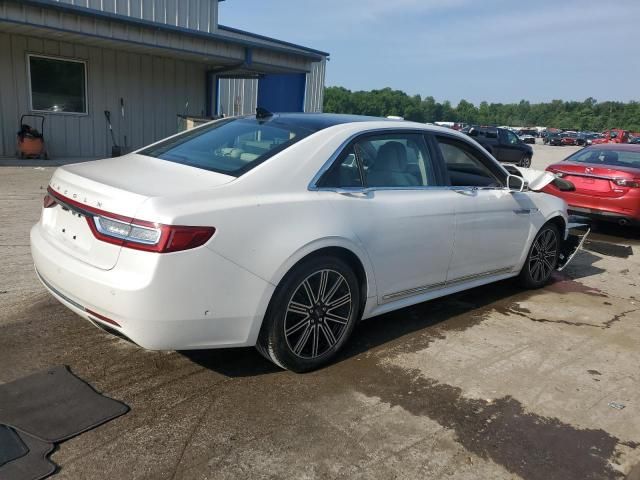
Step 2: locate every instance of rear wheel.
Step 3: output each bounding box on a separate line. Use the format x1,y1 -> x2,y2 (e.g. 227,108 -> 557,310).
257,256 -> 361,372
518,224 -> 560,288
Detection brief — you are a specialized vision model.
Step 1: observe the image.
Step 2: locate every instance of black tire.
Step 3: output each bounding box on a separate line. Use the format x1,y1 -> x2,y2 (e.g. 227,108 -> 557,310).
518,223 -> 560,289
519,155 -> 532,168
257,256 -> 361,372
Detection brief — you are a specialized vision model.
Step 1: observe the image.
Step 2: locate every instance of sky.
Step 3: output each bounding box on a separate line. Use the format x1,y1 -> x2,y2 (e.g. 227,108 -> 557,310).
219,0 -> 640,105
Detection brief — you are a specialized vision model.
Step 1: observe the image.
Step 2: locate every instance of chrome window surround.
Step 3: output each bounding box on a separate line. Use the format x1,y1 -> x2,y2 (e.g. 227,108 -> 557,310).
308,128 -> 510,193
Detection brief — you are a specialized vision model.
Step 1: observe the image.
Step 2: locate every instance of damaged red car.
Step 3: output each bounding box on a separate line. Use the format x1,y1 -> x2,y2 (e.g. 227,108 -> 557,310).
544,144 -> 640,226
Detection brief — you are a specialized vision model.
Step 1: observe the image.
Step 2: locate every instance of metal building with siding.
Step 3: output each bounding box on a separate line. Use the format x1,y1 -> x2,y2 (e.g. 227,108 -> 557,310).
0,0 -> 329,158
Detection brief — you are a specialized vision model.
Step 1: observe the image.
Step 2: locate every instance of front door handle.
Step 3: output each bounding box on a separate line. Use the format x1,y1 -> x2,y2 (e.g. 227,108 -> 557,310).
452,188 -> 474,196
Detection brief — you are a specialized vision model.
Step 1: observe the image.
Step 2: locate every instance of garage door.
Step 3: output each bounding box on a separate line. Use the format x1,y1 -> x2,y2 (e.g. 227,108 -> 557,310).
257,73 -> 306,113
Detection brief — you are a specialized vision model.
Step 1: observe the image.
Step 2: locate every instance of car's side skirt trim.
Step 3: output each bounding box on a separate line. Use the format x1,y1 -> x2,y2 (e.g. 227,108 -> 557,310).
382,266 -> 515,302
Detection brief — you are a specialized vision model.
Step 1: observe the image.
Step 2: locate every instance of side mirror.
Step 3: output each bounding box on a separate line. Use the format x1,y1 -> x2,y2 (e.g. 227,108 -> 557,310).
506,174 -> 526,192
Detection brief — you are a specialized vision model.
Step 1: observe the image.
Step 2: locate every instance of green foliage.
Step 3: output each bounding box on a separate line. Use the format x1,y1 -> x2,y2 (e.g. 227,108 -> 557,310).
323,87 -> 640,132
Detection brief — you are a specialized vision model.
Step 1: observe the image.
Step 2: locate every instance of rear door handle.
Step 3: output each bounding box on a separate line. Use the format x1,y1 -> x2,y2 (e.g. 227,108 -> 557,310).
335,188 -> 369,197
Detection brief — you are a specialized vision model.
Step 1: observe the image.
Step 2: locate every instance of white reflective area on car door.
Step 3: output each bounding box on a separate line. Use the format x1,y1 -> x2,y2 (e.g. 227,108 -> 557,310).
437,137 -> 533,281
319,134 -> 456,303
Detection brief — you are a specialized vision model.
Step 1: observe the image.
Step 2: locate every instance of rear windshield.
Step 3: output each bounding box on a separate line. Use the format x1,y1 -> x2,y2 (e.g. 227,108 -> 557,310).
568,148 -> 640,168
139,118 -> 313,176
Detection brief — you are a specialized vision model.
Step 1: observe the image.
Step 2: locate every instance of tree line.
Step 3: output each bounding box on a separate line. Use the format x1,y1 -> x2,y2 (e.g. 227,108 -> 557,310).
323,86 -> 640,132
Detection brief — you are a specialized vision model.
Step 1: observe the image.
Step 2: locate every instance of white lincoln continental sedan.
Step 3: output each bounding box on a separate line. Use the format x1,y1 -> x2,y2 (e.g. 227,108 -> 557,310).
31,112 -> 583,372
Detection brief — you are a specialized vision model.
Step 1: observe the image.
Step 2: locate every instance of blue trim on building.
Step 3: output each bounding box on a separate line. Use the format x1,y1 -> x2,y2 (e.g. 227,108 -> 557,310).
258,74 -> 306,113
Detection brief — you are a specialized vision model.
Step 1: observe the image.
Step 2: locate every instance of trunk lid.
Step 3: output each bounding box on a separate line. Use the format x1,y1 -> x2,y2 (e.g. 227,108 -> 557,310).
548,161 -> 639,197
43,153 -> 234,270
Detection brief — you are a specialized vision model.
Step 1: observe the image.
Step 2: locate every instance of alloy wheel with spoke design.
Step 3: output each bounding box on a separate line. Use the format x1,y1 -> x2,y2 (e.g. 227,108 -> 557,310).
284,269 -> 352,360
528,228 -> 558,283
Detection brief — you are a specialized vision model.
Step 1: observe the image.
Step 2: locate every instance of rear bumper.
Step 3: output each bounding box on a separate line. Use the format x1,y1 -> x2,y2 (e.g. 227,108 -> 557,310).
568,207 -> 640,226
543,185 -> 640,225
31,221 -> 275,350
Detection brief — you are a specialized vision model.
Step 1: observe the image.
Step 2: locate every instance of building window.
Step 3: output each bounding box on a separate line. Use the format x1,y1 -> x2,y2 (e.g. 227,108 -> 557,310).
28,55 -> 87,114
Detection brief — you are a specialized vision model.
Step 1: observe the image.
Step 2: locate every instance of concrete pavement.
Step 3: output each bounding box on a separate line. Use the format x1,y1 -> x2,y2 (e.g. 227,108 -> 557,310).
1,143 -> 638,479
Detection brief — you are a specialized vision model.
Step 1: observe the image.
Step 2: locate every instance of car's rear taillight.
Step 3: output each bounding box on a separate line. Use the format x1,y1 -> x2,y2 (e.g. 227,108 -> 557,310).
612,178 -> 640,188
46,187 -> 215,253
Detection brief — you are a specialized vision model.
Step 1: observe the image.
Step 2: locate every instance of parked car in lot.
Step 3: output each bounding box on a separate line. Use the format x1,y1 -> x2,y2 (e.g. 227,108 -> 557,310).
576,132 -> 588,146
547,132 -> 564,146
545,144 -> 640,226
32,113 -> 581,372
561,132 -> 578,146
465,126 -> 533,167
586,133 -> 604,146
592,129 -> 630,145
519,132 -> 536,144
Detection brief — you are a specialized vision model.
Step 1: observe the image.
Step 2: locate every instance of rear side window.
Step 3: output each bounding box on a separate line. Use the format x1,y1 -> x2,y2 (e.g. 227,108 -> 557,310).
139,118 -> 312,176
436,137 -> 503,187
317,146 -> 363,188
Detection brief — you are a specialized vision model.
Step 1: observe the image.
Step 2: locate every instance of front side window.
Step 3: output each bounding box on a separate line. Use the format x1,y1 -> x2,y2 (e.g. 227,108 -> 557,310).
29,55 -> 87,114
140,118 -> 312,176
361,134 -> 436,187
436,137 -> 503,187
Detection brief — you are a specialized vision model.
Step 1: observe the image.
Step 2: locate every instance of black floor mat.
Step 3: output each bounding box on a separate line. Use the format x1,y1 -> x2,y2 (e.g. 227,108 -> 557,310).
0,365 -> 129,443
0,424 -> 29,467
0,429 -> 55,480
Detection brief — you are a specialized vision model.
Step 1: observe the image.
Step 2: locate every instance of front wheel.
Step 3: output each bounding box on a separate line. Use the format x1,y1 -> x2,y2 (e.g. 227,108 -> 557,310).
257,256 -> 361,372
519,155 -> 532,168
518,224 -> 560,289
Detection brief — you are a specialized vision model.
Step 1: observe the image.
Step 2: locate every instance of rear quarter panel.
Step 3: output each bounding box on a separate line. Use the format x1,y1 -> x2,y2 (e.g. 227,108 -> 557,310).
131,123 -> 385,300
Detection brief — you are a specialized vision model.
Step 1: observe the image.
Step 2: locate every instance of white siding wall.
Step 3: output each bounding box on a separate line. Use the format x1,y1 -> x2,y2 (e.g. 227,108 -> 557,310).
217,78 -> 258,117
304,57 -> 326,113
50,0 -> 219,33
0,31 -> 207,157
